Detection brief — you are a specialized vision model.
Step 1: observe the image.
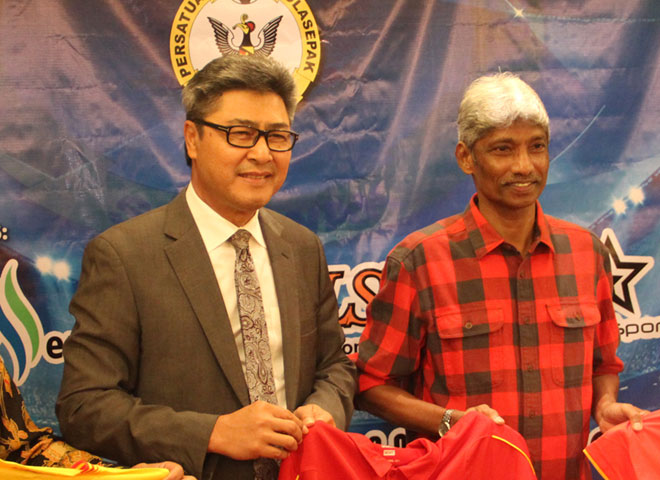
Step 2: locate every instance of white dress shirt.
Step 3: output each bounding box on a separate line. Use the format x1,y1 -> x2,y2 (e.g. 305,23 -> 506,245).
185,184 -> 286,408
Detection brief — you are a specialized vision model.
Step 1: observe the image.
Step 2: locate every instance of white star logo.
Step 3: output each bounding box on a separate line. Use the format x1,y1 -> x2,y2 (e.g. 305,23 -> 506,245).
600,228 -> 654,318
504,0 -> 525,18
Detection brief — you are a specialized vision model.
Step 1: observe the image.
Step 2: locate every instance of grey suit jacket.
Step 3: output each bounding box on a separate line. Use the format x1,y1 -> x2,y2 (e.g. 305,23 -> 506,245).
56,190 -> 356,480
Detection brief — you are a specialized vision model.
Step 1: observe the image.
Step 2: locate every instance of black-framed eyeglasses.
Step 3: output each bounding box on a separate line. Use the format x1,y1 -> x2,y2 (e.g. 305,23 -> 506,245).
192,119 -> 299,152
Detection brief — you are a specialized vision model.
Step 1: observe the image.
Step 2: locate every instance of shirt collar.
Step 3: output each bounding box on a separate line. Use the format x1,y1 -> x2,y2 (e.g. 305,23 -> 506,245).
185,183 -> 267,253
464,194 -> 554,258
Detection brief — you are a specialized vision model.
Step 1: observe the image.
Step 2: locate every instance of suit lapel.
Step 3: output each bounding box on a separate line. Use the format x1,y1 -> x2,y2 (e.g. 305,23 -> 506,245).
260,210 -> 301,409
162,191 -> 250,406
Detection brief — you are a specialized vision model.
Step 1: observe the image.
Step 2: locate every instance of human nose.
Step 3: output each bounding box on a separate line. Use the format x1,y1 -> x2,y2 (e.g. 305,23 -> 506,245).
247,134 -> 273,163
511,148 -> 534,174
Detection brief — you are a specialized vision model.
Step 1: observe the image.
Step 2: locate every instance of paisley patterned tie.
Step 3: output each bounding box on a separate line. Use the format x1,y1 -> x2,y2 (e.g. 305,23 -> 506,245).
229,229 -> 279,480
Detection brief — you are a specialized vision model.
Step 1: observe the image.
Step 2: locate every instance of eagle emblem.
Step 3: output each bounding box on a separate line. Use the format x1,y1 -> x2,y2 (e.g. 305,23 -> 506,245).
208,14 -> 283,56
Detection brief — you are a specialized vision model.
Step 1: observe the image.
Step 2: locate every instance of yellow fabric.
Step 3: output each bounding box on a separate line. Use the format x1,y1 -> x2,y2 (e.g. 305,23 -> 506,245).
0,459 -> 168,479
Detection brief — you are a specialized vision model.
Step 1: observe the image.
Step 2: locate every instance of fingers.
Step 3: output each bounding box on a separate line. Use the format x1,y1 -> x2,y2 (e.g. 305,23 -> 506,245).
209,401 -> 306,460
132,461 -> 193,480
293,404 -> 335,430
623,404 -> 650,432
267,404 -> 306,444
239,402 -> 304,453
598,401 -> 650,433
464,404 -> 505,425
260,421 -> 303,453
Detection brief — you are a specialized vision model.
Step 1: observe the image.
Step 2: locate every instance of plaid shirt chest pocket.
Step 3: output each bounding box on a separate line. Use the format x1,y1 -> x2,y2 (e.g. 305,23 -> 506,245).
546,301 -> 601,387
430,306 -> 505,394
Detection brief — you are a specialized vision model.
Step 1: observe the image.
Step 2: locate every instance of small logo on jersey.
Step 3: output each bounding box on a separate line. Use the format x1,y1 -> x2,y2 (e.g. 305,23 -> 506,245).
170,0 -> 321,100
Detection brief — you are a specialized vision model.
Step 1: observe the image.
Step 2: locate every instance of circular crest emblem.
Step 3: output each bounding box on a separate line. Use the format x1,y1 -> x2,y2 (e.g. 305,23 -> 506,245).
170,0 -> 321,100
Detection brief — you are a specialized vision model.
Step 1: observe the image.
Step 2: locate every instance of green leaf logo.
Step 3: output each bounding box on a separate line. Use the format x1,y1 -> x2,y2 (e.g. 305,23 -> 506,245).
0,259 -> 44,385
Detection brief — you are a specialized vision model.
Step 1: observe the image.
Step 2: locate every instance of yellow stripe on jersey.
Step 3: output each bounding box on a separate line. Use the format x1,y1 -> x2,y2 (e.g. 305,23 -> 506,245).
491,434 -> 537,476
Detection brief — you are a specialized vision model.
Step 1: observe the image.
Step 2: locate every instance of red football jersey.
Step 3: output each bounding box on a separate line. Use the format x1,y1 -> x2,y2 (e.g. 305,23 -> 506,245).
584,409 -> 660,480
279,412 -> 536,479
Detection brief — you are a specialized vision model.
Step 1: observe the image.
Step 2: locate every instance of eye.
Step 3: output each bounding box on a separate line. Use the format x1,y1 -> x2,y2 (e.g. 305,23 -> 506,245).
268,131 -> 290,142
230,127 -> 256,138
491,144 -> 512,153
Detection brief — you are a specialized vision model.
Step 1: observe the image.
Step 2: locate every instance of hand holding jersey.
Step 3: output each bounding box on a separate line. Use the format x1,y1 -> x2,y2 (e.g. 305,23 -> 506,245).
597,402 -> 647,433
585,409 -> 659,480
208,401 -> 306,461
208,401 -> 336,461
460,404 -> 505,427
294,403 -> 337,429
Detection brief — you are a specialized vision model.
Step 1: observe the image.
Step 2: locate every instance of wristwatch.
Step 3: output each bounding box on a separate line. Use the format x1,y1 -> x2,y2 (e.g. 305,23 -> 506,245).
438,408 -> 454,437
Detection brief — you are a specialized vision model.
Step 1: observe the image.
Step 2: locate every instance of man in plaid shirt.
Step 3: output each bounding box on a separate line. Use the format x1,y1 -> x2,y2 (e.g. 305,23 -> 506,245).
356,73 -> 648,480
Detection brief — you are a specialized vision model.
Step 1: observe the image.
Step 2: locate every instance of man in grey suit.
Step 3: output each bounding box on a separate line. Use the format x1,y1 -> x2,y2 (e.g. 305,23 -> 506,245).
56,56 -> 356,480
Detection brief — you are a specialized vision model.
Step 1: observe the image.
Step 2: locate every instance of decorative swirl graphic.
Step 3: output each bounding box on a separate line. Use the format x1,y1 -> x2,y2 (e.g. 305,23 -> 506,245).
0,259 -> 44,386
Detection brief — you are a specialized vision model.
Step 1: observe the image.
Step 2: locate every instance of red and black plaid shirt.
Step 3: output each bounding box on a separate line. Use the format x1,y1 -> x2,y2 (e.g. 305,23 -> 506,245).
357,195 -> 623,480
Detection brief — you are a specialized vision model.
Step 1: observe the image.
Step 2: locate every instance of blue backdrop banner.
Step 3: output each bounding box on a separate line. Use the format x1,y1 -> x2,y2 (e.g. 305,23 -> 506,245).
1,0 -> 658,464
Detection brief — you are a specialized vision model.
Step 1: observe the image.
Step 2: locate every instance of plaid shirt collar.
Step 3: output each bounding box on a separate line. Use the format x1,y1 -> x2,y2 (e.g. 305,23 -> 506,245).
463,194 -> 555,258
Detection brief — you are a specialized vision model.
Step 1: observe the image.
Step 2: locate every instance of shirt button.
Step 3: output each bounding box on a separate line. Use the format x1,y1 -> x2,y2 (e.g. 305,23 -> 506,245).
464,322 -> 473,330
523,317 -> 531,324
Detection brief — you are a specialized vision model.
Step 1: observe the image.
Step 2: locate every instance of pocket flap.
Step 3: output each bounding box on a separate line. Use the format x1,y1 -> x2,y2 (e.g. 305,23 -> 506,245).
546,301 -> 600,328
435,306 -> 504,339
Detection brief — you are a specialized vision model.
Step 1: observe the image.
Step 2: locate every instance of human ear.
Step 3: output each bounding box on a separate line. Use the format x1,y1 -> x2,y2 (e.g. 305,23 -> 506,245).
183,120 -> 200,161
455,142 -> 474,175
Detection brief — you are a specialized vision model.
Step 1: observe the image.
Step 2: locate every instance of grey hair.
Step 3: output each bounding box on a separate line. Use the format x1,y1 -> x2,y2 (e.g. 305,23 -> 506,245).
182,55 -> 298,124
457,72 -> 550,149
